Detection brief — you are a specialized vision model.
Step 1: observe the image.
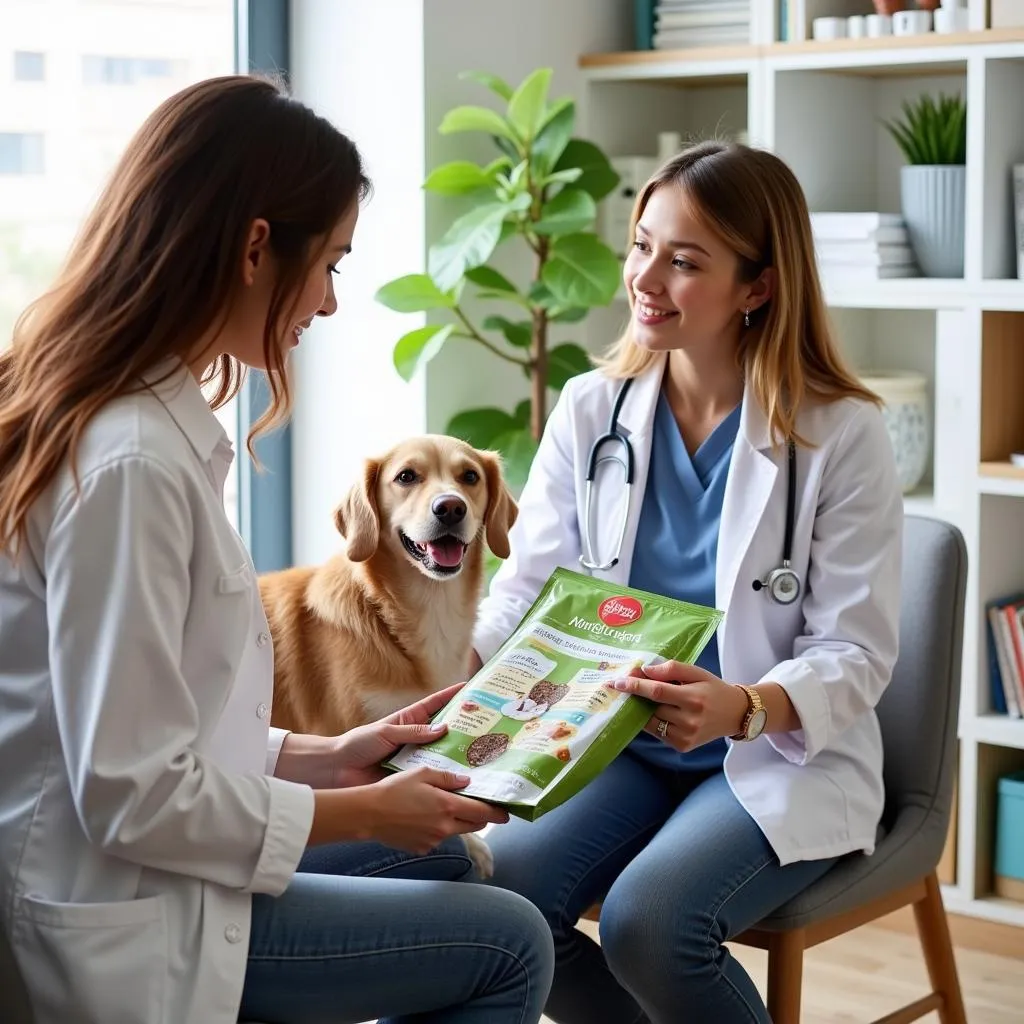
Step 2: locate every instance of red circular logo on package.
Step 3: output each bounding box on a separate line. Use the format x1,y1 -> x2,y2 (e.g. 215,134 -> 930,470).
598,596 -> 643,627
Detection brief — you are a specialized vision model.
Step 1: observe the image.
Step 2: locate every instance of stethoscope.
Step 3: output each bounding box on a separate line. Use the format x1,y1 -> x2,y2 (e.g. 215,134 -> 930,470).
578,377 -> 801,606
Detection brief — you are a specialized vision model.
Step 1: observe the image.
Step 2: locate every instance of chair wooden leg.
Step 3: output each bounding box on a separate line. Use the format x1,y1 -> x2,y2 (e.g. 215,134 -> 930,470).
766,928 -> 805,1024
912,871 -> 967,1024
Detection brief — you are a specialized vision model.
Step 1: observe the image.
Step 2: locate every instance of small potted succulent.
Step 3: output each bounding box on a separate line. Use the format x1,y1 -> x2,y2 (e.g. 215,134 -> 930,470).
882,91 -> 967,278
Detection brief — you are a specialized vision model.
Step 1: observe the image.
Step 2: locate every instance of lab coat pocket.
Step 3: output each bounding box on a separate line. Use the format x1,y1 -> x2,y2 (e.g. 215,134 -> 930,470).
14,893 -> 168,1024
217,563 -> 252,595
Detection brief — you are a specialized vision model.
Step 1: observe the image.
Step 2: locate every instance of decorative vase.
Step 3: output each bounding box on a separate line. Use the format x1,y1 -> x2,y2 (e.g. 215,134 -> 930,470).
900,164 -> 966,277
860,370 -> 931,494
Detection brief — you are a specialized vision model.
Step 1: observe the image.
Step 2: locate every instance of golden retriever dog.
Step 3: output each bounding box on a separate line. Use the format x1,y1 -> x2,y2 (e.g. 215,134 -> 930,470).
258,435 -> 518,876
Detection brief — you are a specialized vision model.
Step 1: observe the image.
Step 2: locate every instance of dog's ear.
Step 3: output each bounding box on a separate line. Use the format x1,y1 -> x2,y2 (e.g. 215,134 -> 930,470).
333,458 -> 381,562
479,451 -> 519,560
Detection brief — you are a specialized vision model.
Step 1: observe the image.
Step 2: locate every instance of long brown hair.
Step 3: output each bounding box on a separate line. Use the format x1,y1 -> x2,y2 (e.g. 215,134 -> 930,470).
596,140 -> 877,445
0,74 -> 369,554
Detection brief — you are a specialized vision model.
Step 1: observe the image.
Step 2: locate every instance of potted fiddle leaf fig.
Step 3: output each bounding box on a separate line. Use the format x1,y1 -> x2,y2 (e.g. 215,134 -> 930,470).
374,67 -> 621,490
882,91 -> 967,278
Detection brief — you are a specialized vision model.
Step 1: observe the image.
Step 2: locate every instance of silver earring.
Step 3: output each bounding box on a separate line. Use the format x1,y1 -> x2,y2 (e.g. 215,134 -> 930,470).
744,307 -> 751,328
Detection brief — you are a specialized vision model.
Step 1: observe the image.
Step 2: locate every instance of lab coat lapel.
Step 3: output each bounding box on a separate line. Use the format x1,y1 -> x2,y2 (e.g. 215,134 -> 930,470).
716,388 -> 777,654
589,357 -> 665,587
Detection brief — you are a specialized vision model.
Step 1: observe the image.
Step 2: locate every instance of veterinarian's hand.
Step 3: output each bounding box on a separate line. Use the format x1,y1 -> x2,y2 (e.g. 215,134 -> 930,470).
368,766 -> 509,855
605,662 -> 749,752
329,683 -> 465,788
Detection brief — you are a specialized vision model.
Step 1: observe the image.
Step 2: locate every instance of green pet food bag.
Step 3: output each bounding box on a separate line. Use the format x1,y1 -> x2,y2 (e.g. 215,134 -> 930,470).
383,567 -> 723,821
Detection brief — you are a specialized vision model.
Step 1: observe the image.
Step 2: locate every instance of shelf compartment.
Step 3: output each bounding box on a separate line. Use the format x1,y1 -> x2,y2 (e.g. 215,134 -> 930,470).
830,307 -> 937,497
974,742 -> 1024,904
981,57 -> 1024,281
980,311 -> 1024,468
771,65 -> 967,257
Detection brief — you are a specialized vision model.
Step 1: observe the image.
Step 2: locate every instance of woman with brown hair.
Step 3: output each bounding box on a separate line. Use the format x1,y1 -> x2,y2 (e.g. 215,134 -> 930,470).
0,75 -> 553,1024
472,141 -> 903,1023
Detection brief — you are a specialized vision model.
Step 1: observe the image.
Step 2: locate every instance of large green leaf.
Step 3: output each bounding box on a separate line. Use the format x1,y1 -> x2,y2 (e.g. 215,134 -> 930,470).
542,233 -> 622,307
546,342 -> 591,390
508,68 -> 552,141
446,406 -> 519,449
533,188 -> 597,237
490,427 -> 539,491
428,202 -> 510,292
553,139 -> 620,201
459,69 -> 514,101
374,274 -> 455,313
465,265 -> 518,294
533,99 -> 576,176
513,399 -> 531,426
483,315 -> 531,349
550,305 -> 588,323
439,105 -> 519,146
423,161 -> 494,196
393,323 -> 455,381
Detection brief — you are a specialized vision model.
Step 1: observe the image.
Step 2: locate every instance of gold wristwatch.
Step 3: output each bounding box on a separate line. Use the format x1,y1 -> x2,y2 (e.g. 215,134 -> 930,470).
731,685 -> 767,741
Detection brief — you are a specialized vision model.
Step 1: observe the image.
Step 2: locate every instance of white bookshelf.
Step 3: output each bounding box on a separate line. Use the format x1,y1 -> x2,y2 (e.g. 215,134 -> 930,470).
578,16 -> 1024,930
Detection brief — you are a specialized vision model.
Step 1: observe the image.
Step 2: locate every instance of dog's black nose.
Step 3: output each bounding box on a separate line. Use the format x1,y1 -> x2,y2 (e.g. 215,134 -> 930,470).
431,494 -> 467,527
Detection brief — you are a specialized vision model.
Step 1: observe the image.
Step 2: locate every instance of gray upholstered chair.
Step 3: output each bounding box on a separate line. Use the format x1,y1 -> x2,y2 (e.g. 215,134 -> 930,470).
585,514 -> 969,1024
731,514 -> 968,1023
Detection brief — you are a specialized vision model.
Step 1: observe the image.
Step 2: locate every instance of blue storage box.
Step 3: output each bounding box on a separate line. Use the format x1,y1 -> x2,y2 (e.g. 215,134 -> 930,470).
995,771 -> 1024,893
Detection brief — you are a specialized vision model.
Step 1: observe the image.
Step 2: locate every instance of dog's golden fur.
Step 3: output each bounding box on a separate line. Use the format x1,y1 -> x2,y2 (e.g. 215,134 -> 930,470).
259,435 -> 517,739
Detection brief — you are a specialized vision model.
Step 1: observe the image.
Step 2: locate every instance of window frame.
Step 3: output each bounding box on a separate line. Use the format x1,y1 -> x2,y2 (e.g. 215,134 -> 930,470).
235,0 -> 293,573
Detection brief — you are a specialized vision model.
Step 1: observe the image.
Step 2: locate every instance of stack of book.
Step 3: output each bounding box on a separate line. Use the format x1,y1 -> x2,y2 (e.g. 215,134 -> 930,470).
652,0 -> 751,50
988,591 -> 1024,718
809,212 -> 919,281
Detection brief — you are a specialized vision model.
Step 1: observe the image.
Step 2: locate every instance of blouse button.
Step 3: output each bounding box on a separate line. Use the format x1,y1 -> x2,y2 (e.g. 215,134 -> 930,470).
256,703 -> 269,720
224,923 -> 242,944
256,631 -> 270,648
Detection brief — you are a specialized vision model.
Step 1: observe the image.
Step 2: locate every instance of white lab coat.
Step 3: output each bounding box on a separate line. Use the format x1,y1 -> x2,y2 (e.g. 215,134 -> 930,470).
0,362 -> 314,1024
474,355 -> 903,866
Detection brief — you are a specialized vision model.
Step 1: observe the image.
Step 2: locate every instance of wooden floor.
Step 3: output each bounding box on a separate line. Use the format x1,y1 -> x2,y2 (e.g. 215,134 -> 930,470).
535,919 -> 1022,1023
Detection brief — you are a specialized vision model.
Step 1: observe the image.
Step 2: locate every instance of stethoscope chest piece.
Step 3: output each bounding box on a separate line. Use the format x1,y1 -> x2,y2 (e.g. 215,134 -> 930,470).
752,565 -> 801,605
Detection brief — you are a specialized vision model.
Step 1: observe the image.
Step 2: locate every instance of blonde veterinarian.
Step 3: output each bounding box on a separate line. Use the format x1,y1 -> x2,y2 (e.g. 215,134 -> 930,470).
473,141 -> 903,1024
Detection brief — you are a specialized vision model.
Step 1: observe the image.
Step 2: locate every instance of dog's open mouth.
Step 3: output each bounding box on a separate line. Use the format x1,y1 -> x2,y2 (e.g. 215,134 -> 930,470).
399,530 -> 468,575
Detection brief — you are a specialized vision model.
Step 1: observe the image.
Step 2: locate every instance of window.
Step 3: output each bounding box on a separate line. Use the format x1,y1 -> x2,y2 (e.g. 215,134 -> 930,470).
0,133 -> 44,175
0,0 -> 241,528
14,51 -> 46,82
82,55 -> 179,85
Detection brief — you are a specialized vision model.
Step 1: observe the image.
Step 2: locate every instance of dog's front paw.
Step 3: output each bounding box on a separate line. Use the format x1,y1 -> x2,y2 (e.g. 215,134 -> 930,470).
462,833 -> 494,880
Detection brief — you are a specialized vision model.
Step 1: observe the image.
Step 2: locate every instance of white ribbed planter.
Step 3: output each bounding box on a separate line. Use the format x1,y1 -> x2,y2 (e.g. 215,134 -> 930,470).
900,164 -> 966,278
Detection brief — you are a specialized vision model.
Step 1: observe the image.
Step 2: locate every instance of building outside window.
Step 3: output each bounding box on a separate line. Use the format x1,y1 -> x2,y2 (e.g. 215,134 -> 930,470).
0,0 -> 241,527
13,51 -> 46,82
0,133 -> 44,175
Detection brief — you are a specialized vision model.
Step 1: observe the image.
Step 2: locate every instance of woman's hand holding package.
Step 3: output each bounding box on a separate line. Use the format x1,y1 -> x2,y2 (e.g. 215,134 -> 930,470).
606,662 -> 749,751
305,682 -> 509,854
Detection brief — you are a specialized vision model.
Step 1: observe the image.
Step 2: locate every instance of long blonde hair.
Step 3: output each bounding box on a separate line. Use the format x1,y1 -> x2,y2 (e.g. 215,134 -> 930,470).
596,140 -> 877,444
0,75 -> 369,555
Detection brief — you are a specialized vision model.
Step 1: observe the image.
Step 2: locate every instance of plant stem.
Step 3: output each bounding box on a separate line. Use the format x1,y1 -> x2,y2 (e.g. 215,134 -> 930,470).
530,236 -> 549,441
451,310 -> 530,368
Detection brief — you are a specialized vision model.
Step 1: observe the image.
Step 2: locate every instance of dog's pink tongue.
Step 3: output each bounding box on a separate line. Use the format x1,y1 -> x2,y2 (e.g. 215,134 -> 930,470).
426,539 -> 464,567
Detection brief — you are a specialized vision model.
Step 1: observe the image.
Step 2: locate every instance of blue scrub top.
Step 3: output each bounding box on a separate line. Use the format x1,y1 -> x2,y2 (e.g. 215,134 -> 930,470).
627,388 -> 741,772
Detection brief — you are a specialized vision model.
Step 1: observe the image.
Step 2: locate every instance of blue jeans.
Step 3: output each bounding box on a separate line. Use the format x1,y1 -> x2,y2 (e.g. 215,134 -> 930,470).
238,837 -> 555,1024
485,751 -> 836,1024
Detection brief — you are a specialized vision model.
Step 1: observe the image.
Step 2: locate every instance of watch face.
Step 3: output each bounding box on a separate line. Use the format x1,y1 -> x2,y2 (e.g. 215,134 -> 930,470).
747,708 -> 768,739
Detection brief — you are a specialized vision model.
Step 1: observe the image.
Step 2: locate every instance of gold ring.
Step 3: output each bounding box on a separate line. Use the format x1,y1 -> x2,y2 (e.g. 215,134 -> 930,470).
657,718 -> 669,739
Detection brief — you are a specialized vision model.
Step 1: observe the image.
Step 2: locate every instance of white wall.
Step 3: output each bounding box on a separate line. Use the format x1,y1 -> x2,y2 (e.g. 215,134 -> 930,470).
290,0 -> 429,565
289,0 -> 630,566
